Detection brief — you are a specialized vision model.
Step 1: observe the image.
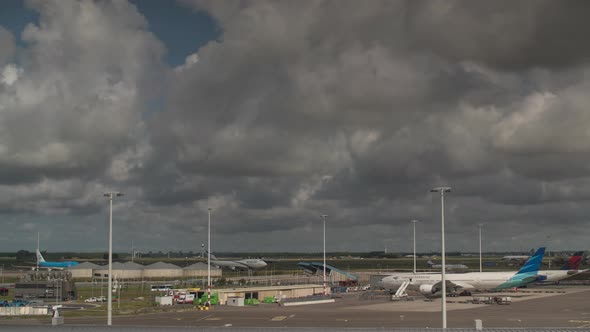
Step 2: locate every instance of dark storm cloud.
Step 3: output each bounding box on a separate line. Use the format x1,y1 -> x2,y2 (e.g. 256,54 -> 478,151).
143,0 -> 590,251
404,0 -> 590,70
2,0 -> 590,251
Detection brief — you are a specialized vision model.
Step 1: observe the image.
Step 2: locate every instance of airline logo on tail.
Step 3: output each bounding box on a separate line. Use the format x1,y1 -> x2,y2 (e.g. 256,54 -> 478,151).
561,251 -> 584,270
36,249 -> 46,263
496,247 -> 545,289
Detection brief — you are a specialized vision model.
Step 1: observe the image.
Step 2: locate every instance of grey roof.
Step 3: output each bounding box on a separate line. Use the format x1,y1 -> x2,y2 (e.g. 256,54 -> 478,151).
145,261 -> 181,270
109,262 -> 128,269
97,262 -> 145,270
119,261 -> 145,270
182,262 -> 209,270
67,261 -> 101,269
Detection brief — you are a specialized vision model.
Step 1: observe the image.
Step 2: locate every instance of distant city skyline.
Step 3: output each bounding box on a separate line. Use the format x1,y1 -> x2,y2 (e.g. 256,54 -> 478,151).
0,1 -> 589,252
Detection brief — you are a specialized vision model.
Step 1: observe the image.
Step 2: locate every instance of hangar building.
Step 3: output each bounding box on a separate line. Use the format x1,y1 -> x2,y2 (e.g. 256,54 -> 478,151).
142,262 -> 183,279
68,261 -> 222,280
68,262 -> 102,279
183,262 -> 219,278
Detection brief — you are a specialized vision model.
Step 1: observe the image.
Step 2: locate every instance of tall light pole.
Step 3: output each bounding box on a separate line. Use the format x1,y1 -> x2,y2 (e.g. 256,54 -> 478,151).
36,232 -> 40,271
321,214 -> 328,296
478,224 -> 483,273
430,186 -> 451,329
411,220 -> 419,274
207,208 -> 211,307
104,191 -> 123,326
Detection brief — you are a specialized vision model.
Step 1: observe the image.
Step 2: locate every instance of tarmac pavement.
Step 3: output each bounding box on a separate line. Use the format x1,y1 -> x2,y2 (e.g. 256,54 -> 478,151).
1,286 -> 589,328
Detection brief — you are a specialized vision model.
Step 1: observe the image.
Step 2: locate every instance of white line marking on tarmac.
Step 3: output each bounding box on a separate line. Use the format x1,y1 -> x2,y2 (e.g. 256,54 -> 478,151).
568,319 -> 590,327
197,314 -> 214,321
271,316 -> 287,321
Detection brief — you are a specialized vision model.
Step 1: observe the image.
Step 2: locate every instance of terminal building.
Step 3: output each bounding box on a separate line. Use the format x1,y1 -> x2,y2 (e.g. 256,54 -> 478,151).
68,262 -> 101,279
213,284 -> 328,305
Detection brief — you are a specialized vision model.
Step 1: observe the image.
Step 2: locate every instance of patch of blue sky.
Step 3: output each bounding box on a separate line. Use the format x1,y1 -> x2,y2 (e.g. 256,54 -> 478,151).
133,1 -> 220,115
0,0 -> 40,46
0,1 -> 220,68
131,0 -> 220,67
0,0 -> 219,115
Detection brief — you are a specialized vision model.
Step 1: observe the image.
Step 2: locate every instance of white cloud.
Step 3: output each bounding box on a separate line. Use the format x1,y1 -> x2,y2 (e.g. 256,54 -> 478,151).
0,64 -> 21,86
174,53 -> 199,72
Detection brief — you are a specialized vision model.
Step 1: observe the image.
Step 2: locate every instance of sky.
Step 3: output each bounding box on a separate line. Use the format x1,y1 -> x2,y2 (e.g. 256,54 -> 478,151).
0,0 -> 589,253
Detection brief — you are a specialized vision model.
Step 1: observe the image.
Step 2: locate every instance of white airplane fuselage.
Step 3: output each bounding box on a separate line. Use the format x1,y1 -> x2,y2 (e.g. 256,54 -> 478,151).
502,255 -> 529,261
381,271 -> 516,291
211,258 -> 267,270
381,269 -> 582,291
538,270 -> 582,282
429,264 -> 468,270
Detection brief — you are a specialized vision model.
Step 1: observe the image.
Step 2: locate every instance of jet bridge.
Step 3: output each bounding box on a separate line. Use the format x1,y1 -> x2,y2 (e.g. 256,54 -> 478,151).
297,262 -> 358,283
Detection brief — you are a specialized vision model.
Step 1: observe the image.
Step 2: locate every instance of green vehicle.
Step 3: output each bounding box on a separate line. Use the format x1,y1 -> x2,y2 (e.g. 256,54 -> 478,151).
195,291 -> 219,305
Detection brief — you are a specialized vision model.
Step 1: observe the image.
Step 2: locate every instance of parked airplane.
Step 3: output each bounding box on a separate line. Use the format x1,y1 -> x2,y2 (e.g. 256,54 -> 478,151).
207,252 -> 267,270
538,251 -> 586,283
427,260 -> 468,270
381,247 -> 546,296
35,249 -> 79,270
501,254 -> 530,262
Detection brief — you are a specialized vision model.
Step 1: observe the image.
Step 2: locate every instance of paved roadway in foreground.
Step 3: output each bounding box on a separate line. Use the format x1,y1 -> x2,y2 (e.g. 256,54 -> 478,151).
2,288 -> 590,329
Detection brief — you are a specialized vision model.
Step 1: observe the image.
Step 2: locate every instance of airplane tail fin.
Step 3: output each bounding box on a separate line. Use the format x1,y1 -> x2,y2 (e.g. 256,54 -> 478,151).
205,250 -> 217,260
515,247 -> 545,275
495,247 -> 546,289
36,249 -> 46,263
561,251 -> 584,270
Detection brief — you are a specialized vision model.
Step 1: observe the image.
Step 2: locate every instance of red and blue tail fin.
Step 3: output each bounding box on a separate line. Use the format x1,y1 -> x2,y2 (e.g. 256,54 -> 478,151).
561,251 -> 584,270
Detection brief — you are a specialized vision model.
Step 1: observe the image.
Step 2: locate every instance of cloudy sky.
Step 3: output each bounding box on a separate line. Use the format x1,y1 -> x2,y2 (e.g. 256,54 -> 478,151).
0,0 -> 589,253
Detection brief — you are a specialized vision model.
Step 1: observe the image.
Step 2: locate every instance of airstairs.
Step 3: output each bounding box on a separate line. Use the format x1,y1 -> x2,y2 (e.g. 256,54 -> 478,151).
391,281 -> 410,300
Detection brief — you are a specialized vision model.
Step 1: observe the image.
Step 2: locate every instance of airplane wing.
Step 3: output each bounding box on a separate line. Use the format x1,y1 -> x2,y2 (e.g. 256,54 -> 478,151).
12,265 -> 36,270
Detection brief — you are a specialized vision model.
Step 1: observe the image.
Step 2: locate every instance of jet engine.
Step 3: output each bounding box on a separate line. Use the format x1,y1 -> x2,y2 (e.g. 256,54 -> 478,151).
419,284 -> 436,295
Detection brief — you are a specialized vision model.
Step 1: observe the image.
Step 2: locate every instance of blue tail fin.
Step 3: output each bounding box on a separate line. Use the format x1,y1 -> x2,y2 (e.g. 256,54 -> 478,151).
561,251 -> 584,270
495,247 -> 546,290
516,247 -> 545,275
